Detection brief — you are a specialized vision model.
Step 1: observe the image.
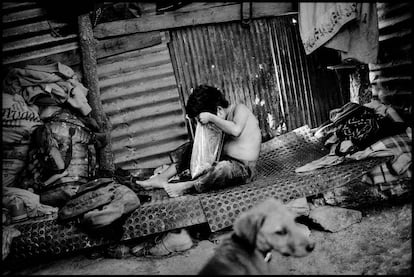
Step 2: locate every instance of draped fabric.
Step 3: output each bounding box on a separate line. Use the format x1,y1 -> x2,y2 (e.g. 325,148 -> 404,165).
299,2 -> 378,64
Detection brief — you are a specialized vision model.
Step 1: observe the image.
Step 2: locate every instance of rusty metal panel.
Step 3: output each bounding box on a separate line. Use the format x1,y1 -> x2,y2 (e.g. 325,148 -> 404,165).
369,2 -> 412,119
268,15 -> 348,130
169,19 -> 283,141
98,42 -> 189,172
1,2 -> 81,72
168,15 -> 346,140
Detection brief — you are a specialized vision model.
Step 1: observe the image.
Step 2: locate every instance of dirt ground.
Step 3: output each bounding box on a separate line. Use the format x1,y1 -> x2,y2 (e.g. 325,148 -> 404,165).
4,199 -> 412,275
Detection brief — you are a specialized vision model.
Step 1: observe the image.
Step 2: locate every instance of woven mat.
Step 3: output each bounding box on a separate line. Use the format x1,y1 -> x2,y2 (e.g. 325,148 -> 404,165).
8,125 -> 387,261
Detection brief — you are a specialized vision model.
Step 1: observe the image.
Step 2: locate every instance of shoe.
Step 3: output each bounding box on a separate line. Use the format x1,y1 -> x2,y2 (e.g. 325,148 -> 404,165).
148,229 -> 193,256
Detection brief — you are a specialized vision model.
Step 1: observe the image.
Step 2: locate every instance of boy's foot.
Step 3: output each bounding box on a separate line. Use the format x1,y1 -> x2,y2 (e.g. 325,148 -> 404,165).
135,175 -> 167,190
163,182 -> 193,197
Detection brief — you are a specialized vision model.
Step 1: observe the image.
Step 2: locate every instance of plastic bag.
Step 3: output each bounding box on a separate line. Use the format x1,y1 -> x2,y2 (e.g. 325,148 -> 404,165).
190,122 -> 224,179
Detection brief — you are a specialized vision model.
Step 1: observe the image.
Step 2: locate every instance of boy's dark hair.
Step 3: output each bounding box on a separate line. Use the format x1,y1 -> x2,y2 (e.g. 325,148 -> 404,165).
186,85 -> 229,118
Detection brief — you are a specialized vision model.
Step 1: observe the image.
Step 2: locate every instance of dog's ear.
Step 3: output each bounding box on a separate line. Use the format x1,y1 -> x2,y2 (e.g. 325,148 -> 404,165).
233,212 -> 266,246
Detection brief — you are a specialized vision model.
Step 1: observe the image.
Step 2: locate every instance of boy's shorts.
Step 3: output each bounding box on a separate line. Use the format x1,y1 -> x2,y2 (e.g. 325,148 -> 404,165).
169,142 -> 256,193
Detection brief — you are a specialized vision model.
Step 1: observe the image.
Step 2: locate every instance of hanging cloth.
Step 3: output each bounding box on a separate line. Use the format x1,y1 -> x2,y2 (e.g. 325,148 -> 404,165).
299,3 -> 378,64
299,3 -> 358,55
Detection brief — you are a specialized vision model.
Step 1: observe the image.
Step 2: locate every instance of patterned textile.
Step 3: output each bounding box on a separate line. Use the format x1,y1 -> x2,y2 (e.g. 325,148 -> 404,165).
349,132 -> 412,186
299,3 -> 358,54
299,3 -> 378,64
336,108 -> 382,152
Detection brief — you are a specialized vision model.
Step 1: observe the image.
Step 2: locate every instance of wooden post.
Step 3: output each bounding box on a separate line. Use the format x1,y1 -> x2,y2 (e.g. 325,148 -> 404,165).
78,13 -> 115,173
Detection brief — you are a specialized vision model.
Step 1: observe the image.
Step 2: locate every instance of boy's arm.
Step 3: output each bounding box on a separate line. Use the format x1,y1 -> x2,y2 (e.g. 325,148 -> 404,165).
203,104 -> 249,137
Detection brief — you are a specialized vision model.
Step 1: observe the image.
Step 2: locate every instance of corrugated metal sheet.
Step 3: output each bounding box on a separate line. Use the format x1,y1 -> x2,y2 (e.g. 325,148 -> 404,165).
269,15 -> 348,129
169,19 -> 281,140
168,15 -> 345,140
1,1 -> 81,74
369,2 -> 412,118
98,42 -> 188,171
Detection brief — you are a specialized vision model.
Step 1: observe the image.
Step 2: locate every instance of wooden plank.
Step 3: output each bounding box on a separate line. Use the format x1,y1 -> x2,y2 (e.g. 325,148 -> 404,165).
2,49 -> 81,72
101,76 -> 177,102
163,2 -> 236,13
114,138 -> 188,165
2,33 -> 77,52
377,2 -> 411,20
2,20 -> 68,38
99,62 -> 174,88
98,49 -> 170,79
98,43 -> 166,66
2,41 -> 79,65
108,101 -> 183,126
96,31 -> 162,60
94,2 -> 293,38
3,31 -> 160,67
378,13 -> 411,30
112,125 -> 187,154
2,8 -> 45,24
379,29 -> 411,42
2,2 -> 37,11
370,76 -> 412,84
111,115 -> 185,141
368,60 -> 411,71
103,88 -> 179,115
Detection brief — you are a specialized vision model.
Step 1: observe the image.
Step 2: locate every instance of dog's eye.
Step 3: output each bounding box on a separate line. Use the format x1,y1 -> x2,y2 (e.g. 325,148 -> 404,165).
275,228 -> 287,236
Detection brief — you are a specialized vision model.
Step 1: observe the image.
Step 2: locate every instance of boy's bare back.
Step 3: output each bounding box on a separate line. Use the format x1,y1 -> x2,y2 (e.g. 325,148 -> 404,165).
223,103 -> 261,162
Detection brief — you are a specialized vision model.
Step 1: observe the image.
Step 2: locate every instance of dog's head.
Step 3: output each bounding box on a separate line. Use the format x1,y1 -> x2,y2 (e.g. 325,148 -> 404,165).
233,198 -> 315,257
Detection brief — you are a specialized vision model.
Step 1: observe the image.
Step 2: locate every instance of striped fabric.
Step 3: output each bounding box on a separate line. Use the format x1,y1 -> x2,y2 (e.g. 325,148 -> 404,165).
360,132 -> 412,189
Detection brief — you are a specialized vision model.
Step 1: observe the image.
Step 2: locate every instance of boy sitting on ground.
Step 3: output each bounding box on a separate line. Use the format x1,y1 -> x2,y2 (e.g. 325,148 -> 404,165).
132,85 -> 262,256
136,84 -> 262,197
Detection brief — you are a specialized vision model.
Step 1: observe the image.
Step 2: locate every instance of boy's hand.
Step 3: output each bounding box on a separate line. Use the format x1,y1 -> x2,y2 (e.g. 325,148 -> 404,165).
198,112 -> 212,124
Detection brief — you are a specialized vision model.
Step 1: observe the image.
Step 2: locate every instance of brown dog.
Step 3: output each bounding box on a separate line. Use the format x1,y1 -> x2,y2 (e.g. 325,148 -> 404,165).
199,198 -> 315,275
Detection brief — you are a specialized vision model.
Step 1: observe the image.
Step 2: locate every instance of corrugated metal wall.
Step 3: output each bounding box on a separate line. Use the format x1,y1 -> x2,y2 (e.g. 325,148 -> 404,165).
169,18 -> 282,140
369,2 -> 412,120
168,15 -> 344,140
97,42 -> 188,171
1,1 -> 81,75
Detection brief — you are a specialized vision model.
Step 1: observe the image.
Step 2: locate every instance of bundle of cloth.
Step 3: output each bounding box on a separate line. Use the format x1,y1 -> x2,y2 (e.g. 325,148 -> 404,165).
296,100 -> 411,194
1,63 -> 107,222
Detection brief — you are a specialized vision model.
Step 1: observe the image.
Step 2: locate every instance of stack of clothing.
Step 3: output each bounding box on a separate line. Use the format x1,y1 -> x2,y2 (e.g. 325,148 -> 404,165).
1,63 -> 99,222
296,101 -> 411,196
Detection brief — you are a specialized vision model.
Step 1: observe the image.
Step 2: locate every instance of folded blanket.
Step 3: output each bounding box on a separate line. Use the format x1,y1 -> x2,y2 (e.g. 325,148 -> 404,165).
350,132 -> 412,186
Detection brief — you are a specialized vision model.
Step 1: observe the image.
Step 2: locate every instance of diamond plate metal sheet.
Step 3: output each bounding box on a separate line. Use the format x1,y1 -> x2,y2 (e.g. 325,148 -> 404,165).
9,217 -> 114,260
8,194 -> 206,261
200,156 -> 389,232
121,195 -> 206,240
257,126 -> 329,177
